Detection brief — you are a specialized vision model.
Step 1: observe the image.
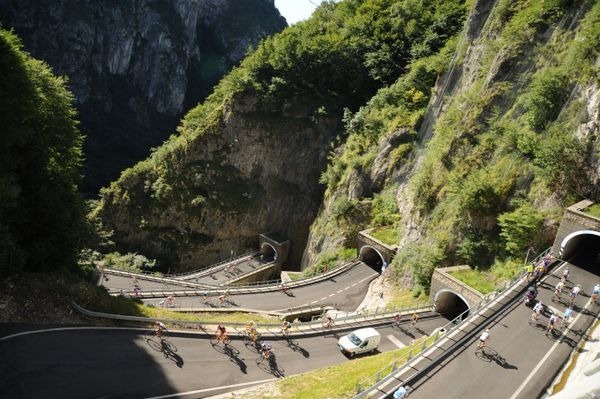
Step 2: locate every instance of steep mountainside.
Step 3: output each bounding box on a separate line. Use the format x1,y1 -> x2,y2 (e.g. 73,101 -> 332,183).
0,28 -> 84,272
306,0 -> 600,287
0,0 -> 286,194
95,0 -> 468,271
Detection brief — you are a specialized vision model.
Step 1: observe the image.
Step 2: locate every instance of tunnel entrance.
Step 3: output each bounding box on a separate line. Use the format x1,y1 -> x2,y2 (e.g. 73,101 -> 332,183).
560,231 -> 600,273
260,243 -> 277,262
359,246 -> 385,273
434,290 -> 470,321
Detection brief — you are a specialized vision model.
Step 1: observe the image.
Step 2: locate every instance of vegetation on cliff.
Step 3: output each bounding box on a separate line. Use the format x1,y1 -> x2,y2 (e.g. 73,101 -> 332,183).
0,28 -> 84,272
311,0 -> 600,291
96,0 -> 469,270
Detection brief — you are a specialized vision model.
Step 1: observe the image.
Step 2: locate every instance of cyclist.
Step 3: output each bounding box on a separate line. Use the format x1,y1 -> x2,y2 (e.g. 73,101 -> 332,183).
393,313 -> 402,327
547,312 -> 559,333
533,264 -> 544,282
216,324 -> 228,343
245,320 -> 258,341
531,301 -> 543,322
411,312 -> 419,326
569,284 -> 582,305
542,254 -> 553,271
590,283 -> 600,304
166,295 -> 174,307
562,306 -> 574,327
525,263 -> 535,281
261,341 -> 273,360
393,386 -> 408,399
281,320 -> 291,336
561,267 -> 570,282
552,280 -> 565,302
323,315 -> 335,328
155,321 -> 167,338
477,328 -> 490,349
279,283 -> 289,295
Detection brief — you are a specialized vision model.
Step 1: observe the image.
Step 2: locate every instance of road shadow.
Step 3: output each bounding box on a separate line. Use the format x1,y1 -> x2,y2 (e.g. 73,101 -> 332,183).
285,338 -> 310,358
475,347 -> 517,370
147,338 -> 184,368
223,344 -> 247,374
256,353 -> 285,378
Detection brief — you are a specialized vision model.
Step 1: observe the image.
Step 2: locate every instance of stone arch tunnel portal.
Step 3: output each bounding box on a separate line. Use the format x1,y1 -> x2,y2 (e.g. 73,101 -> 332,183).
260,242 -> 277,262
434,289 -> 470,320
359,245 -> 385,273
560,230 -> 600,272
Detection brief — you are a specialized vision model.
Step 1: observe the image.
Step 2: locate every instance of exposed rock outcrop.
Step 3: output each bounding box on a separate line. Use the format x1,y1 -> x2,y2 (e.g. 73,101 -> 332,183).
0,0 -> 286,194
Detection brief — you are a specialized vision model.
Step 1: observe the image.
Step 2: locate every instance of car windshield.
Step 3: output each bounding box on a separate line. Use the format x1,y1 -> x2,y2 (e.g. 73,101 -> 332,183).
348,333 -> 362,346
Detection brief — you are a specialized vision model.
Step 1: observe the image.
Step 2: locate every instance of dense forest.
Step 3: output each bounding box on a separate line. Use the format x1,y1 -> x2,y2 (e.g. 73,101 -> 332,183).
0,28 -> 84,272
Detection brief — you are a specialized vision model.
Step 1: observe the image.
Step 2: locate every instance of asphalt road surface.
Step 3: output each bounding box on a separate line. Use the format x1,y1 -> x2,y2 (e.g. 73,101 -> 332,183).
0,316 -> 446,399
406,251 -> 600,399
105,262 -> 380,313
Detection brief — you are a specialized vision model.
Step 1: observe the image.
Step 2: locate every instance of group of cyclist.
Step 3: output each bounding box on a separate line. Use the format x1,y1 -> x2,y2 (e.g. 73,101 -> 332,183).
526,260 -> 599,335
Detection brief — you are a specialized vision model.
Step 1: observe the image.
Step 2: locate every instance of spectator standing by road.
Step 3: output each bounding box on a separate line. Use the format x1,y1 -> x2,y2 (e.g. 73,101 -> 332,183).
477,328 -> 490,349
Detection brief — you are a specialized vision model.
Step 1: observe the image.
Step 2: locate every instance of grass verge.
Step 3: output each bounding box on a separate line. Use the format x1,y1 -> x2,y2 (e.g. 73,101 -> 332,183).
244,335 -> 435,399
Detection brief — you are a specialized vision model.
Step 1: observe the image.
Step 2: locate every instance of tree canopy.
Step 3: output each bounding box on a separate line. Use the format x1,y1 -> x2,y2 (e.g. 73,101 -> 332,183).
0,27 -> 84,272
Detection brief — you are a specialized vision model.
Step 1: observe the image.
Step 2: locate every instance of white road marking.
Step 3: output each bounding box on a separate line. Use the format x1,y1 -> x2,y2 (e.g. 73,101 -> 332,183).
144,378 -> 277,399
387,334 -> 406,349
337,289 -> 344,293
328,293 -> 335,297
0,326 -> 149,341
509,299 -> 590,399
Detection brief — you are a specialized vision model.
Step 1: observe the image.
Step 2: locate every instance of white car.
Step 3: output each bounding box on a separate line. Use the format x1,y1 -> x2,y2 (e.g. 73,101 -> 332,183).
338,327 -> 381,358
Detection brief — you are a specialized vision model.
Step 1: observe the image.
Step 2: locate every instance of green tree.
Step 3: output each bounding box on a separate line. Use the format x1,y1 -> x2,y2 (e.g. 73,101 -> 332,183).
0,28 -> 84,272
498,202 -> 543,257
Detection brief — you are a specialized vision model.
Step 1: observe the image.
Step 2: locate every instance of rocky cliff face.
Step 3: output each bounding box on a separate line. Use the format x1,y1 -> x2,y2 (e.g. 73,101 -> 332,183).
302,0 -> 600,282
0,0 -> 286,194
97,92 -> 340,270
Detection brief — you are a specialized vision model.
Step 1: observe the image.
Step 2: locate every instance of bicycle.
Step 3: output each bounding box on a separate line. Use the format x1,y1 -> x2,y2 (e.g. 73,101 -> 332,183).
145,328 -> 169,341
210,333 -> 231,346
242,328 -> 261,347
322,317 -> 335,329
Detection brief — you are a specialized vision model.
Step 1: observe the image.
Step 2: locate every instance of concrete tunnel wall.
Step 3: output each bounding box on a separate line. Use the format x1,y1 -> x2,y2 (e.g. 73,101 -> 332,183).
359,245 -> 386,272
559,230 -> 600,260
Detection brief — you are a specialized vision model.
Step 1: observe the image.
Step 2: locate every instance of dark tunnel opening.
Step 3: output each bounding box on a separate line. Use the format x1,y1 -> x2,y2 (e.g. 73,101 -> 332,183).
359,246 -> 385,273
561,232 -> 600,275
260,243 -> 277,262
434,290 -> 470,321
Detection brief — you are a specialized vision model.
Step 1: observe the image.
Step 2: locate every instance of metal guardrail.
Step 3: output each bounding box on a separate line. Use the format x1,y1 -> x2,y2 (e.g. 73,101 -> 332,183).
100,250 -> 259,280
107,259 -> 364,298
353,307 -> 470,398
226,261 -> 277,286
71,300 -> 434,336
353,247 -> 554,398
104,268 -> 218,290
174,251 -> 260,280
